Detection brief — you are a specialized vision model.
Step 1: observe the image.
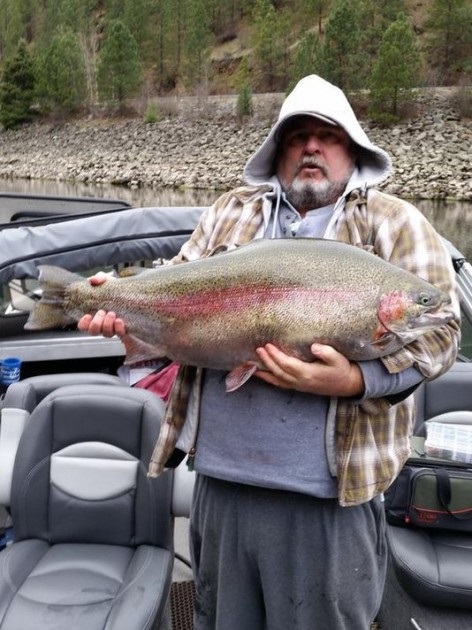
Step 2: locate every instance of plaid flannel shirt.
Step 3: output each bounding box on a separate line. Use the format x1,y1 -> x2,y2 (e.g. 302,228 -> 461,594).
149,185 -> 461,506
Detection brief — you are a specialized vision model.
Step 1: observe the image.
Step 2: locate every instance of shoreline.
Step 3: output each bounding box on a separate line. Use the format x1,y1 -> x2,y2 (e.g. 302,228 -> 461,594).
0,92 -> 470,201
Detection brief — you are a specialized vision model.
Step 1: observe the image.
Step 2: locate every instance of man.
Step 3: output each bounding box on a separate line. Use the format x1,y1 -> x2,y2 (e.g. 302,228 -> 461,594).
79,75 -> 460,629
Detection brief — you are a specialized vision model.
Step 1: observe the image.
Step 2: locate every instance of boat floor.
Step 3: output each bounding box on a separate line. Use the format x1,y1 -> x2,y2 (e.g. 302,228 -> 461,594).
170,581 -> 195,630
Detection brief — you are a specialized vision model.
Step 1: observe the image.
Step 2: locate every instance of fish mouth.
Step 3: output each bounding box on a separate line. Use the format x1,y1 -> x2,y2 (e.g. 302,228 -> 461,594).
409,307 -> 454,329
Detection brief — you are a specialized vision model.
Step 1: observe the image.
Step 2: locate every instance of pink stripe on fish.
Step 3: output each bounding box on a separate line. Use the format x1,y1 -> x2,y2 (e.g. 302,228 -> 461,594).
145,285 -> 371,316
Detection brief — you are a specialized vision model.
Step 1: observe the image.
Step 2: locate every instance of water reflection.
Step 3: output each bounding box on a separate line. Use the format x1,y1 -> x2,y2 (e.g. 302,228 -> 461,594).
0,177 -> 218,209
415,199 -> 471,260
1,177 -> 471,258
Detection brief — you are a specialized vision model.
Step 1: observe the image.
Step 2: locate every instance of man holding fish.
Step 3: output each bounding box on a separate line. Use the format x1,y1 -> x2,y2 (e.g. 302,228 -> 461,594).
76,75 -> 460,629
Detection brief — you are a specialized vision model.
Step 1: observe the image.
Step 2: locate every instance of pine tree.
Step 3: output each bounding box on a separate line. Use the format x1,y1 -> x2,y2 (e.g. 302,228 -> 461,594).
0,0 -> 29,58
424,0 -> 472,80
252,0 -> 288,90
35,29 -> 87,114
357,0 -> 406,67
122,0 -> 157,62
369,13 -> 421,122
97,20 -> 143,107
181,0 -> 213,90
298,0 -> 332,35
0,39 -> 35,129
290,30 -> 322,91
235,57 -> 253,119
43,0 -> 89,34
318,0 -> 367,90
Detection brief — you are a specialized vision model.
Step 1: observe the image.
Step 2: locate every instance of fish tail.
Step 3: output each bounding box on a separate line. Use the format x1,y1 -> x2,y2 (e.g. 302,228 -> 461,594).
24,265 -> 82,330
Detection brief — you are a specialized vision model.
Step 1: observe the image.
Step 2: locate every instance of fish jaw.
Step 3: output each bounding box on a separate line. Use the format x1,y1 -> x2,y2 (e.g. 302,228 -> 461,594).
377,289 -> 452,335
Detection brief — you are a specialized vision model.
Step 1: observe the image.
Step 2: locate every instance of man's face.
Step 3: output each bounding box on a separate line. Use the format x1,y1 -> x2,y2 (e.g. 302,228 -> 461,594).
276,116 -> 355,213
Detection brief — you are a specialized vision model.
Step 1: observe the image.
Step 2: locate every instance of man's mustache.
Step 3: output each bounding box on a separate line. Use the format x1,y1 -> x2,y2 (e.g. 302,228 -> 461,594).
295,157 -> 328,177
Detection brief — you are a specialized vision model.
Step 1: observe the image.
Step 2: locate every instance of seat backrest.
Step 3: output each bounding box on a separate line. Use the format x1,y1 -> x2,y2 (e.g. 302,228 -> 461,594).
10,384 -> 174,549
0,373 -> 123,507
414,361 -> 472,435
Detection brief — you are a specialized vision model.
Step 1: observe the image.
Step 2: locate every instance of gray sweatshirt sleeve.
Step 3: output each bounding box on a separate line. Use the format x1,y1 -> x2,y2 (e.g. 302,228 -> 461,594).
358,360 -> 424,401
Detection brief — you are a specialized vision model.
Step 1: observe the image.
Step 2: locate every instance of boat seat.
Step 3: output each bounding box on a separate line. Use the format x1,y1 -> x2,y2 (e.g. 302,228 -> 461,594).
385,361 -> 472,609
0,383 -> 174,630
0,372 -> 123,508
386,526 -> 472,608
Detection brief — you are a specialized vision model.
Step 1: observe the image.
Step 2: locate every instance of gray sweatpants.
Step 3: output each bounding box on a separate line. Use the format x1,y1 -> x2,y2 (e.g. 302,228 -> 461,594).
190,475 -> 387,630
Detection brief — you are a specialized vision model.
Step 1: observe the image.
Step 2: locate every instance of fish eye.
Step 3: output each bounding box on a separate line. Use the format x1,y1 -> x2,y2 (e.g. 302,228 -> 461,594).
419,293 -> 431,306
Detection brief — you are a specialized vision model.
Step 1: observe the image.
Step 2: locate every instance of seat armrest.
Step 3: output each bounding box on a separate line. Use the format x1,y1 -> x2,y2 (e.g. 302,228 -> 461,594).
0,407 -> 29,506
172,462 -> 195,518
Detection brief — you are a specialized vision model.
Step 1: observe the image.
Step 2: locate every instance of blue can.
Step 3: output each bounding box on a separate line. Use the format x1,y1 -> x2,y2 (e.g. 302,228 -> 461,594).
0,357 -> 21,386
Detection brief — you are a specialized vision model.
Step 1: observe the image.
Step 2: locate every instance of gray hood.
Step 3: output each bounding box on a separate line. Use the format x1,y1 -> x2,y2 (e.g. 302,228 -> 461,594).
243,74 -> 391,190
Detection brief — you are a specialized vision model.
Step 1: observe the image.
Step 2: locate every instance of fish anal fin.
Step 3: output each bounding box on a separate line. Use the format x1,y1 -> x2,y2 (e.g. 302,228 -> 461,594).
369,329 -> 397,353
122,333 -> 167,365
225,362 -> 258,392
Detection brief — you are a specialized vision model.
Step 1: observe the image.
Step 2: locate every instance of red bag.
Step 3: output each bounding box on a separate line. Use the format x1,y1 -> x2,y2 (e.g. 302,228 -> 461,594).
134,362 -> 179,402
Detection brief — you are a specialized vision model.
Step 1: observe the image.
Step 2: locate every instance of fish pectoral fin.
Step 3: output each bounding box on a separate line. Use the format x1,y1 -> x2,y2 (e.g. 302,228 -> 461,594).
225,362 -> 259,392
122,334 -> 166,365
369,332 -> 397,352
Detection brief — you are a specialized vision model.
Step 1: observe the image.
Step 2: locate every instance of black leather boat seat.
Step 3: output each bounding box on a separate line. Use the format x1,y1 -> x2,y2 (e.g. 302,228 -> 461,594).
0,382 -> 174,630
387,524 -> 472,608
386,361 -> 472,609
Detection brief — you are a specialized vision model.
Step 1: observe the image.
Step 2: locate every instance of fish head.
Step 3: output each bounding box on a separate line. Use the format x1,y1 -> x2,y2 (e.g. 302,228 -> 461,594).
377,287 -> 453,335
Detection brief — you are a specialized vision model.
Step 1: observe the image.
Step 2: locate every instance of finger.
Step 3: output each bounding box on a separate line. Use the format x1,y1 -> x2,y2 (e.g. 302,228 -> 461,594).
101,311 -> 119,337
255,345 -> 283,374
89,275 -> 108,286
77,314 -> 93,331
87,310 -> 108,335
258,344 -> 297,371
102,313 -> 126,338
310,343 -> 340,365
256,347 -> 300,386
113,317 -> 127,337
254,369 -> 291,389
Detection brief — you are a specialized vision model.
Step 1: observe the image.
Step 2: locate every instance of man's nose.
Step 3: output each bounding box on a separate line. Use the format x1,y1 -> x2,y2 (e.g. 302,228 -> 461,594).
304,134 -> 321,153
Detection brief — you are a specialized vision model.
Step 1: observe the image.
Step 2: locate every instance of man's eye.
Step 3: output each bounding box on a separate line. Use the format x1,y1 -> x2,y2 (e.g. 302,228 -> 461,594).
319,131 -> 338,142
288,132 -> 307,146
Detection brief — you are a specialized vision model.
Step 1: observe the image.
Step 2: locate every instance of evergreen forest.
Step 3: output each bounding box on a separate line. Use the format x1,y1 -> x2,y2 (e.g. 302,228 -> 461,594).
0,0 -> 471,129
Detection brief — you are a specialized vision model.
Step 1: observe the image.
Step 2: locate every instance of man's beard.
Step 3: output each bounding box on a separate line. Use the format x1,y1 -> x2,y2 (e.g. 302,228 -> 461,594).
283,158 -> 353,210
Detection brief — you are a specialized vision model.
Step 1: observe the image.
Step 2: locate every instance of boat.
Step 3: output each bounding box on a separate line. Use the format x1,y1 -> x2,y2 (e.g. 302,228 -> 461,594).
0,192 -> 471,630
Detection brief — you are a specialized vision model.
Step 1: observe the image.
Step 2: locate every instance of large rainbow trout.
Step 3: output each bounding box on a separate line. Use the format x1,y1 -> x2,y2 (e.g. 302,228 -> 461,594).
25,238 -> 453,391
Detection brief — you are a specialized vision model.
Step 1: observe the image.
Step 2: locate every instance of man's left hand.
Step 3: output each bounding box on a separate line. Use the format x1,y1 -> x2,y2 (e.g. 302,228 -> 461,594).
255,343 -> 365,397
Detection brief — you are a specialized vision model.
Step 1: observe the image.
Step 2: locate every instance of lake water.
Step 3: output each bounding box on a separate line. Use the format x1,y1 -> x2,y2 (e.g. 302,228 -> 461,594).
1,177 -> 471,259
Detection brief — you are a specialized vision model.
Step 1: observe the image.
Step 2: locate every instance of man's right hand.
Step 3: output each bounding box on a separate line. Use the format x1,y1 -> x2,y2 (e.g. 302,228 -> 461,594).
77,274 -> 127,338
